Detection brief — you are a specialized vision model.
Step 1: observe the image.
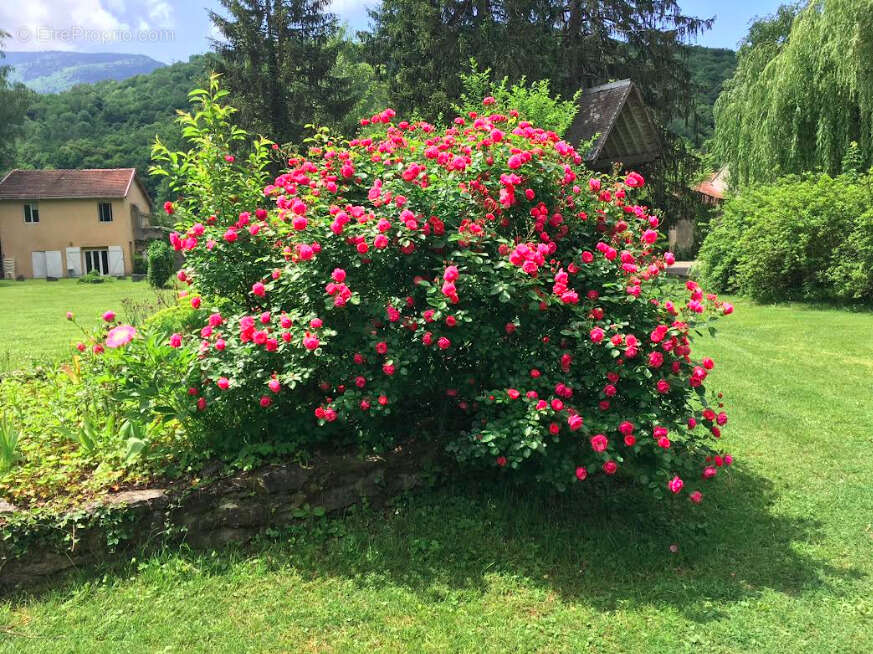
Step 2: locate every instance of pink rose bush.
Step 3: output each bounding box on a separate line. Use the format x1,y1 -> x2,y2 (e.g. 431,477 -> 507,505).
144,78 -> 734,499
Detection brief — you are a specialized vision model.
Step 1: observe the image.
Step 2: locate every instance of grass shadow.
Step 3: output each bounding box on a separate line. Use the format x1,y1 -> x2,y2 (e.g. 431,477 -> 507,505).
4,462 -> 862,625
266,464 -> 860,622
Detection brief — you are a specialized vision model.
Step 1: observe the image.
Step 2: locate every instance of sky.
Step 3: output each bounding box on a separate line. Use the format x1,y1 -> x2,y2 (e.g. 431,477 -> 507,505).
0,0 -> 787,64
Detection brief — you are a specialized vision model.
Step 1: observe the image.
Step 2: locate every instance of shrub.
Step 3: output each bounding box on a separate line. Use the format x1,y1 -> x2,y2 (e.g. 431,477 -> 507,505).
142,77 -> 734,499
146,240 -> 175,289
454,59 -> 581,136
144,302 -> 200,336
77,270 -> 106,284
133,253 -> 148,275
699,173 -> 873,302
828,207 -> 873,300
0,414 -> 21,472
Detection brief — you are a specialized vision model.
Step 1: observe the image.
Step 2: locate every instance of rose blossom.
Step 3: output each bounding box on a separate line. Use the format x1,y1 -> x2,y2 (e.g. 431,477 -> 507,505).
105,324 -> 136,348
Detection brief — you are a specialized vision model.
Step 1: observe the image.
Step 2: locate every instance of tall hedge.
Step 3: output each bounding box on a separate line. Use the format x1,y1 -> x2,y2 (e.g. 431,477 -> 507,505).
698,172 -> 873,301
146,240 -> 175,289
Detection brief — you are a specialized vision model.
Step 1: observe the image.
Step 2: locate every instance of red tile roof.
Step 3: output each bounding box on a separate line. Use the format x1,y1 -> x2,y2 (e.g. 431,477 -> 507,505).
695,179 -> 725,199
0,168 -> 141,202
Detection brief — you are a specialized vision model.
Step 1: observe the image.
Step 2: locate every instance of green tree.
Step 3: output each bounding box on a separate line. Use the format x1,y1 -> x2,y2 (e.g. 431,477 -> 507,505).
712,0 -> 873,186
0,31 -> 32,171
362,0 -> 711,126
841,141 -> 865,176
209,0 -> 356,143
669,45 -> 737,145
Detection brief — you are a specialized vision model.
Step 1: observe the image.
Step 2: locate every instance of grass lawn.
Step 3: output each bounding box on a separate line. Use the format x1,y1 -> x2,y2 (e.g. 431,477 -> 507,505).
0,279 -> 172,373
1,299 -> 872,652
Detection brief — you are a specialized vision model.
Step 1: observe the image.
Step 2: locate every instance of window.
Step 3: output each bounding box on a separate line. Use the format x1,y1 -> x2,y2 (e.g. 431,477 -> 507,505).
83,248 -> 109,275
23,203 -> 39,223
98,202 -> 113,222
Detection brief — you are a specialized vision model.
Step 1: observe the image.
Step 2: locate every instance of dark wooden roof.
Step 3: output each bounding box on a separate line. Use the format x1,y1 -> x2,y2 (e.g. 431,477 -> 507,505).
0,168 -> 150,208
565,80 -> 661,170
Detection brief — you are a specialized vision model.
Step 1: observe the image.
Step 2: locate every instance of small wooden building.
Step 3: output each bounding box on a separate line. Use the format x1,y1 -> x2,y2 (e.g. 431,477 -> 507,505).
565,79 -> 661,170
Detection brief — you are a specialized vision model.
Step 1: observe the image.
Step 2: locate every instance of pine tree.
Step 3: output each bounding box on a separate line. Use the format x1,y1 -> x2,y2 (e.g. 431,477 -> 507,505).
362,0 -> 711,126
209,0 -> 356,144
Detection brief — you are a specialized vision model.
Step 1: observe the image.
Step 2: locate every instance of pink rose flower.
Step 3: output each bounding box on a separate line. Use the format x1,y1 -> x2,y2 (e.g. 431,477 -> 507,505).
105,325 -> 137,348
590,434 -> 608,452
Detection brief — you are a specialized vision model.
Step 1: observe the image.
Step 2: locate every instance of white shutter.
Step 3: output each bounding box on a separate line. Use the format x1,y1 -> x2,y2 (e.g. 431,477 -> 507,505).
45,250 -> 63,278
65,247 -> 82,277
31,251 -> 46,278
107,245 -> 125,276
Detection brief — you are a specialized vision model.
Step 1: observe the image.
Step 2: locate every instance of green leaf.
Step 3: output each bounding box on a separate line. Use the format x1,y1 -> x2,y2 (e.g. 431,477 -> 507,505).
124,438 -> 147,464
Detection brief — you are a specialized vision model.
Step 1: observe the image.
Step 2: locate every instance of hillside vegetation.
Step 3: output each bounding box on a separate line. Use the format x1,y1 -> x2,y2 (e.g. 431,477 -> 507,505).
670,45 -> 737,144
14,55 -> 213,203
5,51 -> 165,94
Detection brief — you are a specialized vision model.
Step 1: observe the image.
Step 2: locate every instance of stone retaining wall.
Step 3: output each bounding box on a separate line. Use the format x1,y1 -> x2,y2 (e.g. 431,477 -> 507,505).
0,442 -> 432,589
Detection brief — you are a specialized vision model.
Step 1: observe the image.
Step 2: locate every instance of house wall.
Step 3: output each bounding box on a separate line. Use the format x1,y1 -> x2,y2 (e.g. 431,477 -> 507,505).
0,197 -> 138,278
126,181 -> 151,217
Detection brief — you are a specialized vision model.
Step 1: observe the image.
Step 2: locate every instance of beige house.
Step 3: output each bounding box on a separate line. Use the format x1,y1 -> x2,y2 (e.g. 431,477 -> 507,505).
0,168 -> 159,279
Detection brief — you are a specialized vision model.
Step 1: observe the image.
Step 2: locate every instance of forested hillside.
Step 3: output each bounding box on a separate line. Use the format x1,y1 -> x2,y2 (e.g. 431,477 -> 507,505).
670,45 -> 737,144
14,55 -> 214,204
5,51 -> 166,93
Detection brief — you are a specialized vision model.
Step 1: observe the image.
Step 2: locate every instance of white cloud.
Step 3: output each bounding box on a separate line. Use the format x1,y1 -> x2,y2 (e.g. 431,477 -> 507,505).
0,0 -> 175,51
144,0 -> 173,28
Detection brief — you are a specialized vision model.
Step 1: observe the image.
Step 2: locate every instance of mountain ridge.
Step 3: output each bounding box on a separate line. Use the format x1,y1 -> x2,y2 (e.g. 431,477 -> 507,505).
3,51 -> 166,93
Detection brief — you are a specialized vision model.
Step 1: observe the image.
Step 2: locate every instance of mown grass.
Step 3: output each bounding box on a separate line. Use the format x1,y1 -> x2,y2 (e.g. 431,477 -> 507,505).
0,279 -> 172,373
1,298 -> 872,652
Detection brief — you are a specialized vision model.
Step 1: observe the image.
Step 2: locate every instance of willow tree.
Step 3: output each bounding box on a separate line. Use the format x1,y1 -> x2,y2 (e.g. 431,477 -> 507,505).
713,0 -> 873,187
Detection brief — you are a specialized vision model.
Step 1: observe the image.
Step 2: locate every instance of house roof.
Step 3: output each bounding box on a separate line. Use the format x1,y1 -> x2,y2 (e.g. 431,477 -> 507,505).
565,79 -> 661,170
0,168 -> 152,209
694,166 -> 730,199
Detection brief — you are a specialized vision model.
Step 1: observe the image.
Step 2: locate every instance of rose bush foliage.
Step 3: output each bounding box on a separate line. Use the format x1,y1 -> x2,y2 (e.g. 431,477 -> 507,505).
145,77 -> 734,499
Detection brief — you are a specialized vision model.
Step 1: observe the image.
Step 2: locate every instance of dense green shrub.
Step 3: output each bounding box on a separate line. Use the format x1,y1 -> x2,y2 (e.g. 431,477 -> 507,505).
454,60 -> 580,136
77,270 -> 107,284
133,253 -> 148,275
138,77 -> 734,500
143,302 -> 200,336
146,240 -> 175,289
699,173 -> 873,302
828,207 -> 873,300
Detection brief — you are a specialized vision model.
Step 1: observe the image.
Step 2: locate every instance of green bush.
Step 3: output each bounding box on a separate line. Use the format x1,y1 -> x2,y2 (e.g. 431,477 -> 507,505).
77,270 -> 107,284
133,253 -> 148,275
142,76 -> 735,499
454,59 -> 580,135
143,297 -> 230,336
698,173 -> 873,302
147,240 -> 175,289
828,207 -> 873,300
